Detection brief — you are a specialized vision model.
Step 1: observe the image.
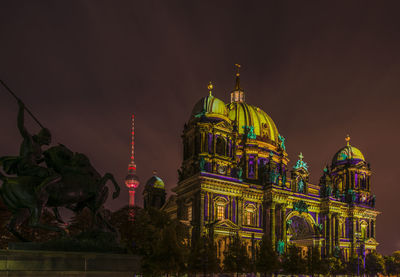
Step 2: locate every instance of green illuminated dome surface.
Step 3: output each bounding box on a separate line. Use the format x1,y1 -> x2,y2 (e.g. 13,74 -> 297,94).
332,137 -> 365,165
145,175 -> 165,189
226,102 -> 279,143
190,85 -> 229,121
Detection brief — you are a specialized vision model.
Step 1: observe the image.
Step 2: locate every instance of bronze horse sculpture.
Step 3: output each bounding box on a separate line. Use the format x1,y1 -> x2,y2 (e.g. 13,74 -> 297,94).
0,85 -> 121,242
0,144 -> 120,241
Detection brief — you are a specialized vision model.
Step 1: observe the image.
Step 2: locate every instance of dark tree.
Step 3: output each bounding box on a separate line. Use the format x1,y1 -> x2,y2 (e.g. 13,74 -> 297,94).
68,207 -> 94,236
384,255 -> 399,277
325,256 -> 345,276
110,206 -> 188,276
256,234 -> 279,276
307,247 -> 328,276
187,235 -> 220,275
281,245 -> 306,275
345,256 -> 365,276
223,234 -> 251,275
365,251 -> 385,277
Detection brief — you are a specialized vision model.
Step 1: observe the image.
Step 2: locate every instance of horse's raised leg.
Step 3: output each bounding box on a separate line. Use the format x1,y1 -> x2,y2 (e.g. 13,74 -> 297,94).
89,186 -> 118,235
7,208 -> 31,242
103,173 -> 120,199
52,207 -> 65,224
28,206 -> 66,236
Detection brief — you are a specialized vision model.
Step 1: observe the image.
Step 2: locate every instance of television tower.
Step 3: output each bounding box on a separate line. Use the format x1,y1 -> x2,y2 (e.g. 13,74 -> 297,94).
125,114 -> 139,220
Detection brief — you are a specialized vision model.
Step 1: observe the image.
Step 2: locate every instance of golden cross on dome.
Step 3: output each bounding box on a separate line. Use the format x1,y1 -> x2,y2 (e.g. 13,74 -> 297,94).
235,63 -> 241,76
208,81 -> 213,96
298,152 -> 304,160
234,64 -> 242,91
345,134 -> 351,146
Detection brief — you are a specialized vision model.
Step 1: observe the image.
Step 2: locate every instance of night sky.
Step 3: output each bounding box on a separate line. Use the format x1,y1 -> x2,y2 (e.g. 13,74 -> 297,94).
1,1 -> 399,255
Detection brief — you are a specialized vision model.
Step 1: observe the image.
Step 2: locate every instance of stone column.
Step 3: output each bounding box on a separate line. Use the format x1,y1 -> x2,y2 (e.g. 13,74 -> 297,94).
228,197 -> 232,221
270,202 -> 276,249
332,214 -> 335,248
210,193 -> 214,221
336,216 -> 340,244
352,218 -> 357,257
281,204 -> 287,250
373,220 -> 376,239
368,219 -> 371,238
328,213 -> 332,255
200,191 -> 205,234
237,197 -> 243,226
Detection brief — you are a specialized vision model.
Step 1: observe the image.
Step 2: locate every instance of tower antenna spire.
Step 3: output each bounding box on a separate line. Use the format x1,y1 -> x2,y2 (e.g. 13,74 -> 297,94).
130,114 -> 136,168
125,113 -> 139,220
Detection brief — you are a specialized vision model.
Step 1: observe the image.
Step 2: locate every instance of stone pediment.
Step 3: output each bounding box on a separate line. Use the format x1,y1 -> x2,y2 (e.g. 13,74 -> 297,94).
214,120 -> 232,131
364,237 -> 379,246
214,219 -> 240,230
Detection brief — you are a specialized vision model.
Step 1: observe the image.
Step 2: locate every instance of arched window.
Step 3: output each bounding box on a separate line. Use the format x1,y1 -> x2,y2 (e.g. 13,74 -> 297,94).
215,197 -> 228,220
360,221 -> 368,239
187,205 -> 192,221
195,133 -> 201,155
183,139 -> 189,160
244,204 -> 256,226
216,136 -> 226,156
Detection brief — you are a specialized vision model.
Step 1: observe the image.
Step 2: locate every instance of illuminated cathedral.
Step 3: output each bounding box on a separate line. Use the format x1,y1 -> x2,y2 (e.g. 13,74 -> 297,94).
160,65 -> 379,260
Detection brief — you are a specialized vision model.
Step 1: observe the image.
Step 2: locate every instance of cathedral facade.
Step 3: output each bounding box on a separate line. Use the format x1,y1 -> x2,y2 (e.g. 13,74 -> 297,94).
164,66 -> 379,260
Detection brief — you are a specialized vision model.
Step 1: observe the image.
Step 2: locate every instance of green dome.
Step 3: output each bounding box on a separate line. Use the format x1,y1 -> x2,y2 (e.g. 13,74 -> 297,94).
191,93 -> 228,121
145,175 -> 165,189
332,145 -> 365,165
226,102 -> 279,143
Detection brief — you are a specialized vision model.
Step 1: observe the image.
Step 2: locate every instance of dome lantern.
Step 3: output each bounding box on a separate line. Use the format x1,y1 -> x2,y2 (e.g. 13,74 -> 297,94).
230,64 -> 245,103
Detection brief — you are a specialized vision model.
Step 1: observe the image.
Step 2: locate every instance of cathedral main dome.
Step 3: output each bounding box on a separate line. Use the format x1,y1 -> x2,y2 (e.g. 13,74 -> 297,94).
226,102 -> 279,143
226,65 -> 279,144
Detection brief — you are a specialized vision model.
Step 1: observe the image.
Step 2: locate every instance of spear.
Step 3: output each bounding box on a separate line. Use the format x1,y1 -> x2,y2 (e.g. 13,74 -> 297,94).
0,79 -> 45,129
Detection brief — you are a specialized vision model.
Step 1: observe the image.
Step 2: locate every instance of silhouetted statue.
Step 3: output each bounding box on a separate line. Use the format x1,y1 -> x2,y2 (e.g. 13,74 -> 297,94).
0,100 -> 120,242
1,100 -> 61,192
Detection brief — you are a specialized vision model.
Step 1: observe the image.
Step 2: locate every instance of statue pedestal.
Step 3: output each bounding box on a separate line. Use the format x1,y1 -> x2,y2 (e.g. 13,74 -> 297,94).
0,249 -> 140,276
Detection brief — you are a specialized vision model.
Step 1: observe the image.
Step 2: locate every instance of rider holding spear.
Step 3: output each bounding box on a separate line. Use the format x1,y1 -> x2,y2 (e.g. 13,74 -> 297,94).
0,80 -> 60,195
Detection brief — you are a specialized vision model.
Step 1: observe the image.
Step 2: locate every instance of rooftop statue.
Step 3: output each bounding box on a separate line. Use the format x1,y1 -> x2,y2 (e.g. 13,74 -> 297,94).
0,97 -> 120,242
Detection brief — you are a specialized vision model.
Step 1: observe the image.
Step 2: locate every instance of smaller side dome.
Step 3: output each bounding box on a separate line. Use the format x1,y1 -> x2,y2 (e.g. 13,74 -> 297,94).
190,83 -> 229,121
145,171 -> 165,189
332,135 -> 366,166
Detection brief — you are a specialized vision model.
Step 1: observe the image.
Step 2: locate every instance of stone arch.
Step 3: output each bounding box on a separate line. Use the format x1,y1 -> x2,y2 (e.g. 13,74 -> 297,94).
285,211 -> 316,245
194,133 -> 201,155
216,136 -> 226,156
244,203 -> 257,226
360,219 -> 368,239
286,210 -> 316,227
214,196 -> 228,220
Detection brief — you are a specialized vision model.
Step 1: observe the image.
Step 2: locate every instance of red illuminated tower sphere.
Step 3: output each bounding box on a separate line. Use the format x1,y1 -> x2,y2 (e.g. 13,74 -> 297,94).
125,114 -> 139,214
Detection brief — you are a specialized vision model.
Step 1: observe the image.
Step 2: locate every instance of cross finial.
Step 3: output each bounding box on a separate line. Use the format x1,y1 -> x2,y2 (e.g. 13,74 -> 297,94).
235,63 -> 241,77
298,152 -> 304,160
234,64 -> 242,90
208,81 -> 213,96
345,134 -> 350,146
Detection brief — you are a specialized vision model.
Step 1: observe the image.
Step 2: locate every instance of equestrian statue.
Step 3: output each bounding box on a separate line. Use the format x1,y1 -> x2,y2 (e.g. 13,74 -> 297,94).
0,82 -> 120,242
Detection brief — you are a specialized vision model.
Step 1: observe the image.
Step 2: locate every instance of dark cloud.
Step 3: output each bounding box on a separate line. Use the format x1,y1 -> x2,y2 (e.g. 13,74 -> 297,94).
1,0 -> 399,255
